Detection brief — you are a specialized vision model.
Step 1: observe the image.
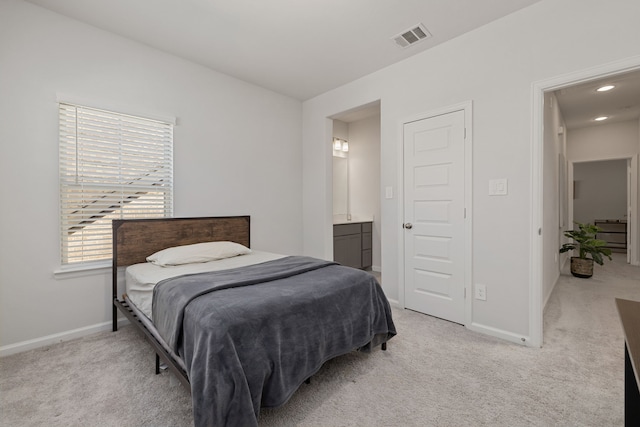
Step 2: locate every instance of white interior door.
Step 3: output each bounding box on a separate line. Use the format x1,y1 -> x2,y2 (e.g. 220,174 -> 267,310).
403,110 -> 466,324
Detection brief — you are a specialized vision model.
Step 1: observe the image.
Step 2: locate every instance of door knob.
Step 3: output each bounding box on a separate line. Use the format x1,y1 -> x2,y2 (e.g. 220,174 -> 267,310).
404,223 -> 413,229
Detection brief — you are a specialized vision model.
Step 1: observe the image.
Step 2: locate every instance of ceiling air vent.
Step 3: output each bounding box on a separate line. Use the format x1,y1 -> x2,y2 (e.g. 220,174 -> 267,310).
392,23 -> 431,49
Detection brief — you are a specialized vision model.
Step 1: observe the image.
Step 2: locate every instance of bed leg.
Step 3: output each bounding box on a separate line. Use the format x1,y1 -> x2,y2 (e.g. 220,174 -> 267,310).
305,378 -> 311,385
155,354 -> 160,375
112,303 -> 118,332
381,342 -> 387,351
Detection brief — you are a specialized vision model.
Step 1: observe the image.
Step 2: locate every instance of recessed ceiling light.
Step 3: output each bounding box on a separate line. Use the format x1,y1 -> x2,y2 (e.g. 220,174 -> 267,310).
596,85 -> 615,92
594,116 -> 609,121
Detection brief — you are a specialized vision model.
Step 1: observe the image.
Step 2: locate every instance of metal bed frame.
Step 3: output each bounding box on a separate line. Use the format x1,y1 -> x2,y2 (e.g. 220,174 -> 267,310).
110,214 -> 387,395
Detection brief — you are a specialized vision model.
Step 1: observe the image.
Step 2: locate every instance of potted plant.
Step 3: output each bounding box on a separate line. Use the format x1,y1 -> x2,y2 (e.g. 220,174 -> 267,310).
559,222 -> 612,278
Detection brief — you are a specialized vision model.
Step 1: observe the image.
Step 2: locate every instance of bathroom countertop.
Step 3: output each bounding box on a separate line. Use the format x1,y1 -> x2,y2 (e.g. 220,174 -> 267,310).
333,215 -> 373,225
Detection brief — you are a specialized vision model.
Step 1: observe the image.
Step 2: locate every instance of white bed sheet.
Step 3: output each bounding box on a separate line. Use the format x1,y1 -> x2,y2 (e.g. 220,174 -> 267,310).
126,251 -> 286,319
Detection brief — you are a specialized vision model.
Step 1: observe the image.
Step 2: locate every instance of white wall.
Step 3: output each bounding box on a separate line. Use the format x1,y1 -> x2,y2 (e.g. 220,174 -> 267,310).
573,160 -> 627,224
0,0 -> 302,351
567,120 -> 639,161
302,0 -> 640,343
542,93 -> 566,308
347,114 -> 381,270
332,120 -> 349,141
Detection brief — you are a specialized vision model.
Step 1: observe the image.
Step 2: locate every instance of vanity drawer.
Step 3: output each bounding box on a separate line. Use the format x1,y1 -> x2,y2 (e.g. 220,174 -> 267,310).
333,223 -> 362,237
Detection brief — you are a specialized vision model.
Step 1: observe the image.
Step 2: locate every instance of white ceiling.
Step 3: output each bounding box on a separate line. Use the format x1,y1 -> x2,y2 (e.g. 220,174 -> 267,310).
555,70 -> 640,130
332,101 -> 380,124
24,0 -> 542,100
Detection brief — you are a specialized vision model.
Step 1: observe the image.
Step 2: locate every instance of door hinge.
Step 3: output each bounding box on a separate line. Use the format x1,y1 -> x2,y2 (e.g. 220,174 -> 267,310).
464,208 -> 467,218
464,288 -> 467,298
464,127 -> 467,139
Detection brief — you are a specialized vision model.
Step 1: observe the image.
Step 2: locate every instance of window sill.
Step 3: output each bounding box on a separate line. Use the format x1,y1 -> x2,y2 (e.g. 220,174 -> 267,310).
54,260 -> 111,279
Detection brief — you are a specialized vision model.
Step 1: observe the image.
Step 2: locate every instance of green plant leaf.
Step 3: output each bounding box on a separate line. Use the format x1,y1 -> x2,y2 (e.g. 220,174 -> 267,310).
559,221 -> 611,264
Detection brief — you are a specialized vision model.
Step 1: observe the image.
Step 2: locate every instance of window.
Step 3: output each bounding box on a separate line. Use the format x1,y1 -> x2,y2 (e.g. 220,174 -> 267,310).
59,102 -> 173,265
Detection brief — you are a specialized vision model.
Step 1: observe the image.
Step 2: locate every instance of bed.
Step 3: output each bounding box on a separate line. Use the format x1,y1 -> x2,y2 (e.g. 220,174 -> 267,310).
112,216 -> 396,427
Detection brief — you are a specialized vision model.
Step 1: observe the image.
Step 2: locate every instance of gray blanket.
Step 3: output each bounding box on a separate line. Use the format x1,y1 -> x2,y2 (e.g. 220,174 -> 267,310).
153,256 -> 396,427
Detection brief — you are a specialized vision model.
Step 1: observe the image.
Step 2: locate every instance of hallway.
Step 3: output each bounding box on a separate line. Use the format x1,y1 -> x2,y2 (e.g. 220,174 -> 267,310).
546,253 -> 640,348
543,253 -> 640,423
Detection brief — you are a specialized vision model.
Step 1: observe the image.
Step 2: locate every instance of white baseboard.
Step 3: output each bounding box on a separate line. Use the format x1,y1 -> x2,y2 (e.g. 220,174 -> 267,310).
543,274 -> 559,311
467,321 -> 535,347
371,265 -> 381,273
0,318 -> 129,358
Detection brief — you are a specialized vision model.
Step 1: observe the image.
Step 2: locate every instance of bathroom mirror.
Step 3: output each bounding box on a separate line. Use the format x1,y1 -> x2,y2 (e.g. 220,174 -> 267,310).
333,156 -> 348,216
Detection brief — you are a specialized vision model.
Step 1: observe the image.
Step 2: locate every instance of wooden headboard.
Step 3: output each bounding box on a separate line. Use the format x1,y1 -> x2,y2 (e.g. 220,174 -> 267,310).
112,216 -> 250,268
111,216 -> 249,381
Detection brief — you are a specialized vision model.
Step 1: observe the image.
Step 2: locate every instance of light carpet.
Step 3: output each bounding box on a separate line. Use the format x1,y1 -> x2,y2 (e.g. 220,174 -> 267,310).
1,254 -> 638,426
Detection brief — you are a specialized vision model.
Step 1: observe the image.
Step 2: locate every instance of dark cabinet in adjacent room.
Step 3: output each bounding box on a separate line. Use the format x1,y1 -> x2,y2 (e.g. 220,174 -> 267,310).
333,222 -> 372,269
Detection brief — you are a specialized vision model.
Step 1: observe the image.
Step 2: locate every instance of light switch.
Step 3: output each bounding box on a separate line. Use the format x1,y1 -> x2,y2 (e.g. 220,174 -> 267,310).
385,186 -> 393,199
489,179 -> 508,196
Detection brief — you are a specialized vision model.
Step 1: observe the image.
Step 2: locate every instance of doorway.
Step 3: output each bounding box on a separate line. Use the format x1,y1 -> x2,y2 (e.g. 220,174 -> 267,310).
571,159 -> 630,256
403,110 -> 466,323
399,101 -> 472,325
330,101 -> 382,273
532,57 -> 640,347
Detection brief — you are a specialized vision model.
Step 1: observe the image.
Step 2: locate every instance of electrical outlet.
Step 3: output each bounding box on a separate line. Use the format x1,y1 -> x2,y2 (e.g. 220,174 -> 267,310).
475,284 -> 487,301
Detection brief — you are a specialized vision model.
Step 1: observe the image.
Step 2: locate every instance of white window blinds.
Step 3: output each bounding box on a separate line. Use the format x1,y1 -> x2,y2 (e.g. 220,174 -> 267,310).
59,102 -> 174,265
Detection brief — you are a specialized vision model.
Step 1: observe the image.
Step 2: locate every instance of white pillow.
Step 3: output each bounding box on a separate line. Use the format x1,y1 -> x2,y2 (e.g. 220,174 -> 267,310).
147,241 -> 251,266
